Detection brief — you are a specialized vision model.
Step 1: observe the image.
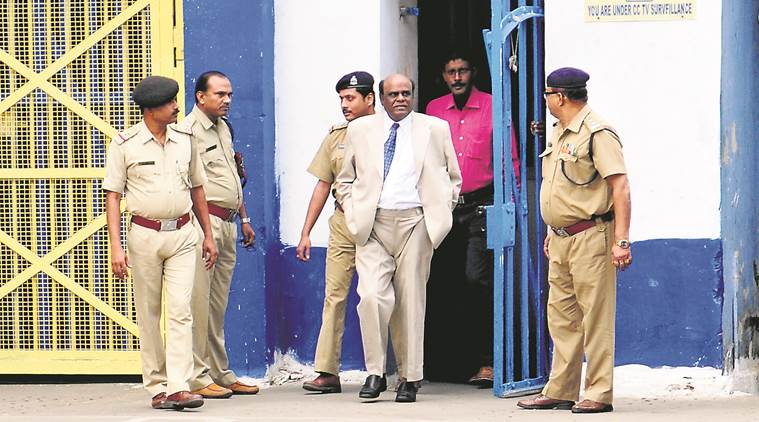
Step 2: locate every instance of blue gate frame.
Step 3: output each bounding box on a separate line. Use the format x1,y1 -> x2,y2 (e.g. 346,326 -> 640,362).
483,0 -> 548,397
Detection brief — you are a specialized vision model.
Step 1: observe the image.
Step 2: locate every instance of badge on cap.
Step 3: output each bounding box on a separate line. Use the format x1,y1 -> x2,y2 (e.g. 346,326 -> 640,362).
349,75 -> 358,86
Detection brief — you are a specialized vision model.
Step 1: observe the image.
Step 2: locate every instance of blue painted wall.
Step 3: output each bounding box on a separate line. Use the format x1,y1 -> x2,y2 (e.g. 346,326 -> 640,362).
183,0 -> 275,376
616,239 -> 722,367
720,1 -> 759,372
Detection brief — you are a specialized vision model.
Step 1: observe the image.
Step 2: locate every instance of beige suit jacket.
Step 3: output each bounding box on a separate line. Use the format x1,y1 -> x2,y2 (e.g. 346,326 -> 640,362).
335,112 -> 462,249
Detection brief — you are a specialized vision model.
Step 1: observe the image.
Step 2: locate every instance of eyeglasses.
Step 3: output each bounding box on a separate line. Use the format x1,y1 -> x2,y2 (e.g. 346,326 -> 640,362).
543,91 -> 563,98
386,91 -> 413,99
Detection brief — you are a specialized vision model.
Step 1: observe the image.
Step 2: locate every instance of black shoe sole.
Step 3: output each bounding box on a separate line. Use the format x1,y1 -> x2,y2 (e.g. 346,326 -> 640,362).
571,404 -> 614,413
303,384 -> 342,394
517,402 -> 574,410
359,385 -> 387,399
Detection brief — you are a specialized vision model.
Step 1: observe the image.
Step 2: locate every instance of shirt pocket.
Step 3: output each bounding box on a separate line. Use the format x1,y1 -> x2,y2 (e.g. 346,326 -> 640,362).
177,163 -> 192,190
127,162 -> 160,193
539,146 -> 553,178
558,142 -> 598,186
464,138 -> 492,163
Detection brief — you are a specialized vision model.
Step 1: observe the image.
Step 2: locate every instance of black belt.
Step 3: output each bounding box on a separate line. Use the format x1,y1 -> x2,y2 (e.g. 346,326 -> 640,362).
457,184 -> 494,206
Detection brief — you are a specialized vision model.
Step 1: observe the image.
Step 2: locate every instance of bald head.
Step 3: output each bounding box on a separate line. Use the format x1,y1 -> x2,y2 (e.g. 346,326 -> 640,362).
379,74 -> 415,121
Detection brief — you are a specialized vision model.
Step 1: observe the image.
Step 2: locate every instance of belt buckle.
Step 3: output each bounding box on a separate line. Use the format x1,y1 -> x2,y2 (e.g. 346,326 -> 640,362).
553,227 -> 570,237
227,210 -> 238,222
159,219 -> 178,231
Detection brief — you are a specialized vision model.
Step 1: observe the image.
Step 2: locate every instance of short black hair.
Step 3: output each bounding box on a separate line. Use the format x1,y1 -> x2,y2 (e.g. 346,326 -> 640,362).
564,88 -> 588,102
194,70 -> 229,102
442,51 -> 474,71
378,78 -> 416,96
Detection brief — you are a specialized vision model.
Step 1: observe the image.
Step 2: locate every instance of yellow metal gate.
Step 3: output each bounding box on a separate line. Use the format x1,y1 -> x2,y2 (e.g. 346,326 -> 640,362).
0,0 -> 184,374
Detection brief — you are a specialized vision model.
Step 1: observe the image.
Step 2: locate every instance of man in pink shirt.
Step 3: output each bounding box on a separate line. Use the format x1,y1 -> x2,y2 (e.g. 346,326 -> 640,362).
425,52 -> 520,385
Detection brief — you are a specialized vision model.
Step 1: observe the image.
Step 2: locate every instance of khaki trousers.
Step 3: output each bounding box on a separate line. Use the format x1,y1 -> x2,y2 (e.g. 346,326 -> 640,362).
542,220 -> 616,404
127,221 -> 198,396
314,209 -> 405,376
355,208 -> 433,382
190,215 -> 239,390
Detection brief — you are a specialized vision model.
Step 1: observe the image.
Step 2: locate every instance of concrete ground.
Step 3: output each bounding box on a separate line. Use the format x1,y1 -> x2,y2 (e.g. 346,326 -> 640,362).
0,380 -> 756,422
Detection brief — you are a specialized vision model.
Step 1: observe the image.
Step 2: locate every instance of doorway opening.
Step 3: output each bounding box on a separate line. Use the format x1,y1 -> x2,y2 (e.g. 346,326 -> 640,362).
418,0 -> 546,384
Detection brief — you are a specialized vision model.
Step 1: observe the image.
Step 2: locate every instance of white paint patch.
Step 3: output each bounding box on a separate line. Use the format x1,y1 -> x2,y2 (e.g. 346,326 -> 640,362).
614,364 -> 747,398
275,0 -> 418,246
546,1 -> 722,241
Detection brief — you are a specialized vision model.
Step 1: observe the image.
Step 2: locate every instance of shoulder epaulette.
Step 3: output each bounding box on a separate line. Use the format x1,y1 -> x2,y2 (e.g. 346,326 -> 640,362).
329,121 -> 349,134
170,122 -> 193,136
584,114 -> 618,138
174,115 -> 196,135
114,125 -> 140,144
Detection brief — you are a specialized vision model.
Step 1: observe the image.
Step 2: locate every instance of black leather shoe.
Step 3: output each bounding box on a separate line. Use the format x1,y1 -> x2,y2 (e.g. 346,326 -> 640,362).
359,375 -> 387,399
395,380 -> 418,403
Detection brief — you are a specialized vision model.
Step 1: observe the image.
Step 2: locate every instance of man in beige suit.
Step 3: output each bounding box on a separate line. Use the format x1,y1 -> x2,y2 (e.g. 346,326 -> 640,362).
336,74 -> 462,403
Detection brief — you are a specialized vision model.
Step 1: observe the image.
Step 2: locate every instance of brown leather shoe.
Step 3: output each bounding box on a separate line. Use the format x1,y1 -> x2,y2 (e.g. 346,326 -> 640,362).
468,366 -> 494,385
191,382 -> 233,399
571,399 -> 614,413
151,392 -> 173,409
303,373 -> 342,393
227,380 -> 260,395
517,394 -> 575,410
165,391 -> 204,410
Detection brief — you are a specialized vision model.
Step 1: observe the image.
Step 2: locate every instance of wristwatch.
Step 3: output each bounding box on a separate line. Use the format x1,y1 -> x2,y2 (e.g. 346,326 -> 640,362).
240,217 -> 251,224
616,239 -> 630,249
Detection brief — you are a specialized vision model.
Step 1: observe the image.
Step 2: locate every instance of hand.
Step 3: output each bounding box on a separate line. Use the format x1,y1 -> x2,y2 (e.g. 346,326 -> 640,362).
111,246 -> 130,280
543,233 -> 551,259
240,222 -> 255,248
296,235 -> 311,262
202,236 -> 219,270
530,120 -> 545,137
611,244 -> 632,271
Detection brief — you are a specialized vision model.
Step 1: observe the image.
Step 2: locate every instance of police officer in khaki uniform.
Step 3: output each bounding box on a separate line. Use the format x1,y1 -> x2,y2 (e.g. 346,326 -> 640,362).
180,71 -> 259,398
104,76 -> 219,410
297,71 -> 406,394
517,68 -> 631,414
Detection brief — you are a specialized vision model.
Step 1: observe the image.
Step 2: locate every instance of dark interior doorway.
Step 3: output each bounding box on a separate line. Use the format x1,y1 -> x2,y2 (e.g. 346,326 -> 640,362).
418,0 -> 493,383
418,0 -> 492,112
418,0 -> 545,384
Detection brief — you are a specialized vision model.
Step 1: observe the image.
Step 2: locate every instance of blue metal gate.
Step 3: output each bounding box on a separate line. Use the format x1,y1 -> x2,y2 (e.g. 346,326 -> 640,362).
483,0 -> 548,397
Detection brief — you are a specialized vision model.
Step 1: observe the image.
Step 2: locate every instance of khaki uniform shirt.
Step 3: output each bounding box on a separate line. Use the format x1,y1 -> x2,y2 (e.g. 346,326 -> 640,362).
177,105 -> 243,210
103,120 -> 207,219
540,105 -> 626,228
307,122 -> 348,196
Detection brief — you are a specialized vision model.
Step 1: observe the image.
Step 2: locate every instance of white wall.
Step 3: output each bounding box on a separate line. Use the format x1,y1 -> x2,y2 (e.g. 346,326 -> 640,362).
545,0 -> 721,241
275,0 -> 418,246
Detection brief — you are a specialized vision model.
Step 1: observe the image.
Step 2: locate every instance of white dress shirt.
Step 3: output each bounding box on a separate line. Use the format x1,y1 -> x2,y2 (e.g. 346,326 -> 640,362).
378,112 -> 422,209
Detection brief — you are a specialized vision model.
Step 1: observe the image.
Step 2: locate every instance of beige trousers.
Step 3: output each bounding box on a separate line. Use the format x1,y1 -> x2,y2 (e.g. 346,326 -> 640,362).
542,220 -> 616,404
127,221 -> 198,396
314,209 -> 405,376
190,215 -> 239,390
355,208 -> 433,382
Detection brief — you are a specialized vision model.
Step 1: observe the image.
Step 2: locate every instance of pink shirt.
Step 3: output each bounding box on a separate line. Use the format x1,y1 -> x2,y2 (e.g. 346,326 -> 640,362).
426,87 -> 520,194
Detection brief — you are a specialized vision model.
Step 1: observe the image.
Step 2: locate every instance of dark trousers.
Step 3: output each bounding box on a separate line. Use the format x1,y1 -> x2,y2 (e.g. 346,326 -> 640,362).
424,191 -> 494,381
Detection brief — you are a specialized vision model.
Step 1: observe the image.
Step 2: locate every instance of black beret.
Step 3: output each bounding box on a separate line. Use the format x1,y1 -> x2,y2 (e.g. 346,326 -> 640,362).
546,67 -> 590,89
335,71 -> 374,92
132,76 -> 179,108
